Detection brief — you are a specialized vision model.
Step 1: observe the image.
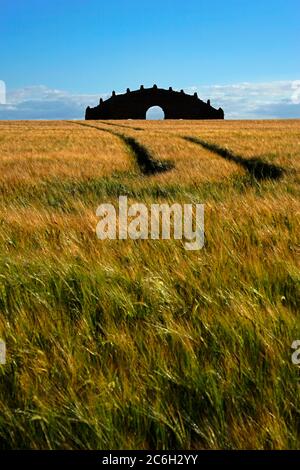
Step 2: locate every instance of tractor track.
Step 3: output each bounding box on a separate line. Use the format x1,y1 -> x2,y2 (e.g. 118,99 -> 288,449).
66,120 -> 175,175
68,120 -> 286,181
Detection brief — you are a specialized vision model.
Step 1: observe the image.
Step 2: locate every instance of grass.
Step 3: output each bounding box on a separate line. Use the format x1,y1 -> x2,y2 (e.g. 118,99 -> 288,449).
184,136 -> 285,180
0,119 -> 299,449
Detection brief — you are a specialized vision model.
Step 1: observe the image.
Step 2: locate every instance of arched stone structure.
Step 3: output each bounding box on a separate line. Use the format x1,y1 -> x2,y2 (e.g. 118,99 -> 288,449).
85,85 -> 224,120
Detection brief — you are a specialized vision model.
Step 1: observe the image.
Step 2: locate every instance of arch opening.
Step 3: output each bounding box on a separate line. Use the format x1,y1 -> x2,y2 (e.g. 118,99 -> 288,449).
146,106 -> 165,120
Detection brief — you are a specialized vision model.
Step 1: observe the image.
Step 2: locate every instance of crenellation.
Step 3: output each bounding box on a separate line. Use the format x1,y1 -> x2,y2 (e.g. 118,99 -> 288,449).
86,85 -> 224,120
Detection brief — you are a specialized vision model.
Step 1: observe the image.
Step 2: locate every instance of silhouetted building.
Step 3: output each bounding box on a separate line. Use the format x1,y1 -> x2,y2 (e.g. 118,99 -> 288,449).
85,85 -> 224,120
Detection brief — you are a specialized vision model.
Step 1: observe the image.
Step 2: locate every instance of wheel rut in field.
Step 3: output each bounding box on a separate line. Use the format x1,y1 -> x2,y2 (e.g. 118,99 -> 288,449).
98,121 -> 143,131
67,121 -> 174,175
98,125 -> 286,181
184,136 -> 285,180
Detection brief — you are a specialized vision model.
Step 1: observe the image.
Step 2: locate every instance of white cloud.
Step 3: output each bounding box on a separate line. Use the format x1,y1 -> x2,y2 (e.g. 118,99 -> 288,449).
0,85 -> 109,120
186,80 -> 300,119
0,81 -> 299,120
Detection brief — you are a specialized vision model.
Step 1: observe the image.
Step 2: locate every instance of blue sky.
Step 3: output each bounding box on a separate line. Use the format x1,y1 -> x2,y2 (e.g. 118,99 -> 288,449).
1,0 -> 300,119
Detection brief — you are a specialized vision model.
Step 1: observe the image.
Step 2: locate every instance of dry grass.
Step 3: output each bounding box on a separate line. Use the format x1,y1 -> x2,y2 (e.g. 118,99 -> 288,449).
105,126 -> 244,183
0,121 -> 134,191
0,119 -> 299,449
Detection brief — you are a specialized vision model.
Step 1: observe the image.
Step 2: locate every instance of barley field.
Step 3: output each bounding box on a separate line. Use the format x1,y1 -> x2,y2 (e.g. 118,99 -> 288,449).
0,119 -> 299,449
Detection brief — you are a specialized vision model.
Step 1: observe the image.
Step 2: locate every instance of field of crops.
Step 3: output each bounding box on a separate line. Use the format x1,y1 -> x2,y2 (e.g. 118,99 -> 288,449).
0,119 -> 299,449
